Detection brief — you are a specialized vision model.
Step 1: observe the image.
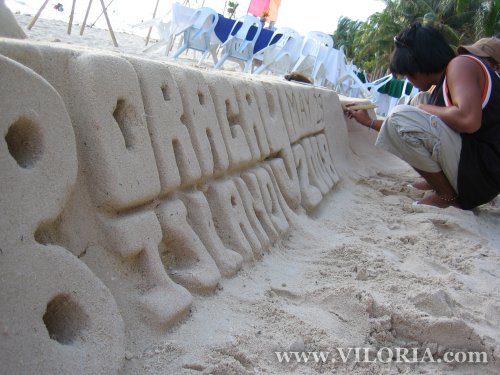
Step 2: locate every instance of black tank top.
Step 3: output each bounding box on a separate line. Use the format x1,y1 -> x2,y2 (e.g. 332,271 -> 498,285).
431,55 -> 500,209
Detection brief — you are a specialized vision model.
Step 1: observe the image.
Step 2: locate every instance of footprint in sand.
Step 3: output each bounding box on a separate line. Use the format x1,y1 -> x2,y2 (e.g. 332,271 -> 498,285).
400,254 -> 451,277
268,287 -> 304,302
411,289 -> 459,318
390,313 -> 489,354
368,300 -> 495,361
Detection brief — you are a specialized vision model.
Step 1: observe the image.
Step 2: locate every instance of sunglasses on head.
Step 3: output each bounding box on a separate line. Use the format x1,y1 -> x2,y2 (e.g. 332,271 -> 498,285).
394,35 -> 410,48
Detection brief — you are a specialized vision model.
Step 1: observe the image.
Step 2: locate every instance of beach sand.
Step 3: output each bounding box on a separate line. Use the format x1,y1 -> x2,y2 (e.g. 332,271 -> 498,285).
6,11 -> 500,375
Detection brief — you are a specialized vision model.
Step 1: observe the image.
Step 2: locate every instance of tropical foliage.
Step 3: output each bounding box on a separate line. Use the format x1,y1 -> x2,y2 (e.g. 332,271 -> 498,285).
225,1 -> 239,19
333,0 -> 500,78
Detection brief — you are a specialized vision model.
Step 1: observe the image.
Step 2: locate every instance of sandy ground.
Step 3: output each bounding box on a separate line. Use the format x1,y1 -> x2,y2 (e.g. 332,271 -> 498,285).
11,12 -> 500,375
13,13 -> 244,70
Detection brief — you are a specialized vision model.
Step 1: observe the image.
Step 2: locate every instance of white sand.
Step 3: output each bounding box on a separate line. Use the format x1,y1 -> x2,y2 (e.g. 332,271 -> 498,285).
9,12 -> 500,375
13,12 -> 245,71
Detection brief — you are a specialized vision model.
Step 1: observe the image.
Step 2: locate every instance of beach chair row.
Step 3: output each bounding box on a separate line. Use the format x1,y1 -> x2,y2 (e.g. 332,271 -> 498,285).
141,3 -> 348,88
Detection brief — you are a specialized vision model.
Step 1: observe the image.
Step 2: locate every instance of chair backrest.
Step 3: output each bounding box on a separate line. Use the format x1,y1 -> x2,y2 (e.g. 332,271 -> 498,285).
189,7 -> 219,32
396,78 -> 419,105
271,27 -> 299,47
260,27 -> 300,56
171,5 -> 220,63
365,74 -> 395,102
298,31 -> 333,59
369,74 -> 393,89
332,49 -> 372,98
229,15 -> 262,42
253,27 -> 301,75
271,27 -> 301,54
170,2 -> 196,35
306,31 -> 334,47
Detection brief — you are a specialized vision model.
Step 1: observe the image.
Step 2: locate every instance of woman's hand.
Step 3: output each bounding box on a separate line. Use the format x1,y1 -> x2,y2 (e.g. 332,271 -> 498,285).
343,103 -> 372,126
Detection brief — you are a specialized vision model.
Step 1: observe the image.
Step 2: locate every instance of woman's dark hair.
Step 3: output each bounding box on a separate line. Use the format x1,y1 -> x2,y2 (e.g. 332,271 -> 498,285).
390,23 -> 455,76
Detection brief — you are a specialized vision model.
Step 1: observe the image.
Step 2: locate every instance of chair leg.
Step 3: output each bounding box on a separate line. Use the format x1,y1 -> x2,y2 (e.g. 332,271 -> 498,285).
312,63 -> 326,86
292,56 -> 305,72
143,40 -> 168,54
198,50 -> 210,65
214,53 -> 228,69
209,46 -> 218,64
172,44 -> 188,59
166,36 -> 175,55
243,60 -> 252,73
254,63 -> 267,74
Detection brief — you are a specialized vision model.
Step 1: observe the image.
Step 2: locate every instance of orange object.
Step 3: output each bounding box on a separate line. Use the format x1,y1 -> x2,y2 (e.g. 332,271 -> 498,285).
268,0 -> 281,22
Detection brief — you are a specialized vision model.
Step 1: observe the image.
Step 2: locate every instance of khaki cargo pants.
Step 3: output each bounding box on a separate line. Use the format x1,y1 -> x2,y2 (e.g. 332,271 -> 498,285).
375,103 -> 462,192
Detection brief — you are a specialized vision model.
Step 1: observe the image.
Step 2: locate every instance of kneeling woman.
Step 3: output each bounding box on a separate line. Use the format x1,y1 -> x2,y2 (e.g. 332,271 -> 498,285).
346,25 -> 499,209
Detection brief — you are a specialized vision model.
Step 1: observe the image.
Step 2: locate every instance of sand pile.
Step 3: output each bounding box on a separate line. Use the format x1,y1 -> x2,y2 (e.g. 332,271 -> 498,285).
1,6 -> 499,375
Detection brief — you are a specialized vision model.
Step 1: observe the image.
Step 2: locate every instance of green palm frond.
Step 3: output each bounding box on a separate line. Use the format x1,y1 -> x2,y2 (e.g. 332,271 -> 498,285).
334,0 -> 493,77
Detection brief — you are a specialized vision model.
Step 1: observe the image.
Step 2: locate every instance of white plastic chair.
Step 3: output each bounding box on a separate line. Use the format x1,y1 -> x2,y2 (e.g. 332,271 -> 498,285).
364,74 -> 393,99
364,75 -> 412,116
336,71 -> 391,100
328,46 -> 370,98
323,46 -> 346,88
252,27 -> 302,75
132,17 -> 172,54
214,15 -> 263,73
291,31 -> 334,86
396,78 -> 419,105
171,7 -> 219,64
135,3 -> 196,55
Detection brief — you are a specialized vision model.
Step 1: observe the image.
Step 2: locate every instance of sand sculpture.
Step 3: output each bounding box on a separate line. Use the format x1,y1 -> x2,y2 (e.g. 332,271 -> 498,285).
0,0 -> 26,39
4,6 -> 500,374
0,30 -> 350,372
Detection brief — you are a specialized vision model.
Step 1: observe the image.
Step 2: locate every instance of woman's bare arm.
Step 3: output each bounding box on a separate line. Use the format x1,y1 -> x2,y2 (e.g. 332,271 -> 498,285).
418,56 -> 485,134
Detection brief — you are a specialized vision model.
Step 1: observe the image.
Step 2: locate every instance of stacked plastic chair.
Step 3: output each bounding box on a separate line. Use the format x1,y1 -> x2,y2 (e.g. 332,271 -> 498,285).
252,27 -> 301,76
134,17 -> 172,55
290,31 -> 334,86
214,15 -> 263,73
136,2 -> 197,56
171,7 -> 220,65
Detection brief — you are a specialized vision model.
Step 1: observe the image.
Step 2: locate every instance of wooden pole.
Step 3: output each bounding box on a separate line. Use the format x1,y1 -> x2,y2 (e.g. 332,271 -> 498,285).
80,0 -> 94,35
145,0 -> 161,46
99,0 -> 118,47
67,0 -> 77,34
27,0 -> 50,30
90,0 -> 115,27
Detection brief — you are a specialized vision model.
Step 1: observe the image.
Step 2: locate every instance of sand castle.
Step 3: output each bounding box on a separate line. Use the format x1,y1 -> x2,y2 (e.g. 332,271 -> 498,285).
0,3 -> 359,371
4,4 -> 500,374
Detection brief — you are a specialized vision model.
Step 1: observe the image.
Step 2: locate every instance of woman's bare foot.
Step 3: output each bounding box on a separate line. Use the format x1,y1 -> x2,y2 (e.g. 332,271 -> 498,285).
411,179 -> 432,191
416,192 -> 460,208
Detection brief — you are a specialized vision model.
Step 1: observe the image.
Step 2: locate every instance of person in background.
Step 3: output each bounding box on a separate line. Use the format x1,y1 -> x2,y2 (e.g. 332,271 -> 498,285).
345,24 -> 499,209
458,37 -> 500,75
